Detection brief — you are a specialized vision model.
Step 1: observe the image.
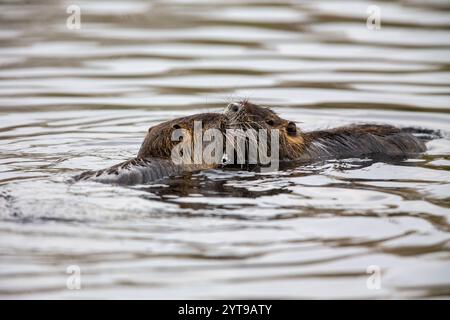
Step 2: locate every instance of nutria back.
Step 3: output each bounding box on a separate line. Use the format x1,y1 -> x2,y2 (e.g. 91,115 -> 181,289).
72,157 -> 214,185
300,124 -> 426,162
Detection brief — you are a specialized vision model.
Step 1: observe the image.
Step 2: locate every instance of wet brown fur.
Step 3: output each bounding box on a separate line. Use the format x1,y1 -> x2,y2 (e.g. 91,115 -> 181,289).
74,113 -> 226,184
74,102 -> 427,184
137,113 -> 226,159
225,100 -> 306,160
224,101 -> 426,162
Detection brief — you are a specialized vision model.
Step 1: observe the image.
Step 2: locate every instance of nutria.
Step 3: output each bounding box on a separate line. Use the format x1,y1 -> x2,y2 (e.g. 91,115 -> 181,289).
73,101 -> 432,185
224,100 -> 428,164
73,113 -> 227,184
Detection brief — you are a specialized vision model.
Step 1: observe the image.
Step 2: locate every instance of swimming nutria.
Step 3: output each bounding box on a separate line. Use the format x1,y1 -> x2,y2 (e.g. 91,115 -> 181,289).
224,100 -> 428,163
73,113 -> 226,184
73,101 -> 431,185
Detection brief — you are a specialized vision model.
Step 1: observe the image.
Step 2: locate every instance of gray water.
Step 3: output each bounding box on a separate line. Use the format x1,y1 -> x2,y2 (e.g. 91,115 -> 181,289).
0,0 -> 450,299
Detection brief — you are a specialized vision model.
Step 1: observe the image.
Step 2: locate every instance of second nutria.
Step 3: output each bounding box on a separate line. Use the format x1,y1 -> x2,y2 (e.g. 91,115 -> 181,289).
137,113 -> 226,159
73,113 -> 227,184
224,100 -> 428,163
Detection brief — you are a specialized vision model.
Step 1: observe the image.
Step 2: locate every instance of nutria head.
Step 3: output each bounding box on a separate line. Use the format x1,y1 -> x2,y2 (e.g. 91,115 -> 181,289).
223,100 -> 305,160
137,113 -> 226,159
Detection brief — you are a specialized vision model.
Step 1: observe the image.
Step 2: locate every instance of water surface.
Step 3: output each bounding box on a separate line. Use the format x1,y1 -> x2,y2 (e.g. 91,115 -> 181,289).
0,0 -> 449,299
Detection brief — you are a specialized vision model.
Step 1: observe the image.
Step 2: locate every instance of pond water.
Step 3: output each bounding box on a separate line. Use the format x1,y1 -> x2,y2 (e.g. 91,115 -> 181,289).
0,0 -> 449,299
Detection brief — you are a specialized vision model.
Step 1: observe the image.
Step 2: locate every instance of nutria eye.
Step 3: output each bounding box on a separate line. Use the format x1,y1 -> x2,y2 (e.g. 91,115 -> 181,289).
266,119 -> 274,126
287,122 -> 297,135
227,103 -> 240,113
172,124 -> 181,129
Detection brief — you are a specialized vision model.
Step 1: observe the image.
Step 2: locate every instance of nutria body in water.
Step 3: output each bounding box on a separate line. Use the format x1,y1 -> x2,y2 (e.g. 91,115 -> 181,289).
73,113 -> 226,185
224,101 -> 428,163
74,101 -> 431,185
